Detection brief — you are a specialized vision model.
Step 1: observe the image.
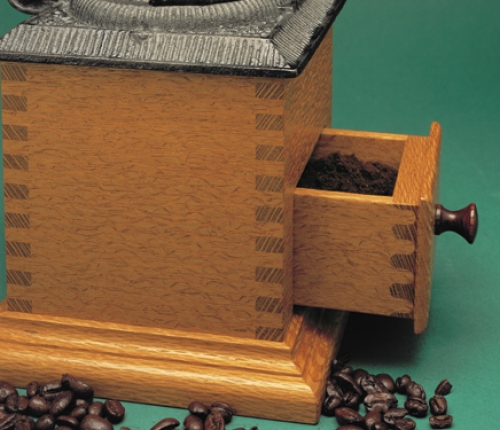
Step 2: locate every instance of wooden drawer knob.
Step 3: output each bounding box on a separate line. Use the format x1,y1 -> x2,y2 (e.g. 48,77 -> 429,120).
434,203 -> 478,244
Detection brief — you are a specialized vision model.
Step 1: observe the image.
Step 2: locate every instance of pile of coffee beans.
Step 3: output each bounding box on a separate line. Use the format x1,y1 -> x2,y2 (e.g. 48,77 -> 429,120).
148,401 -> 257,430
0,375 -> 255,430
322,356 -> 454,429
0,374 -> 125,430
0,367 -> 454,430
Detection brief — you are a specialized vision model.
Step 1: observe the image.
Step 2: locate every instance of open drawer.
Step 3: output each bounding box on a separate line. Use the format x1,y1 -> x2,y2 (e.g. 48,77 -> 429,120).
293,123 -> 442,334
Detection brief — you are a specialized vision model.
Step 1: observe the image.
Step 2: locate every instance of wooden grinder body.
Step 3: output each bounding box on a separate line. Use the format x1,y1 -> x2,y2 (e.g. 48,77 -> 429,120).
0,0 -> 452,418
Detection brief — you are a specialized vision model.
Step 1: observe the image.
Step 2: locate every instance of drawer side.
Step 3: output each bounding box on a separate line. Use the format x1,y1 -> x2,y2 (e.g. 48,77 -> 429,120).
293,189 -> 415,316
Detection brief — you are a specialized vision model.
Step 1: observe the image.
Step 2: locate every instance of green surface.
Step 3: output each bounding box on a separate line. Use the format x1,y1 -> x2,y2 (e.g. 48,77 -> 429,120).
1,1 -> 499,428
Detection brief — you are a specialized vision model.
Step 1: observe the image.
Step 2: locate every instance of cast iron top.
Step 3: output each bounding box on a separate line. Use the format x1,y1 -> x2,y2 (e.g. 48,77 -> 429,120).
0,0 -> 346,77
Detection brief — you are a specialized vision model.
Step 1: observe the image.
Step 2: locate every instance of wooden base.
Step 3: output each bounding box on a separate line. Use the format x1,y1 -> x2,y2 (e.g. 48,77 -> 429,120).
0,304 -> 348,423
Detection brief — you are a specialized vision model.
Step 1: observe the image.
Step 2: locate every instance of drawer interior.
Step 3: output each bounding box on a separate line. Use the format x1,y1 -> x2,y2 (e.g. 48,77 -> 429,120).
307,128 -> 406,174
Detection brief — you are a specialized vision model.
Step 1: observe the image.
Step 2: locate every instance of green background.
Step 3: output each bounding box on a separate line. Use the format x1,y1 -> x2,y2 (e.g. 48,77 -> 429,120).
0,1 -> 499,428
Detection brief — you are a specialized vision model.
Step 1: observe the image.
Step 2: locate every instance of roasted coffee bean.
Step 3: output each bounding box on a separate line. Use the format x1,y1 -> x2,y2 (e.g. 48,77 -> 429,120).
331,353 -> 351,373
15,420 -> 34,430
371,423 -> 389,430
0,413 -> 16,430
210,402 -> 234,424
326,379 -> 343,398
375,374 -> 396,393
120,428 -> 131,430
429,394 -> 447,415
406,382 -> 426,400
19,416 -> 35,430
16,397 -> 29,415
13,416 -> 34,430
211,402 -> 233,415
352,369 -> 369,386
4,396 -> 17,415
183,414 -> 203,430
15,417 -> 32,430
335,426 -> 364,430
16,399 -> 28,416
404,397 -> 428,417
435,380 -> 452,396
364,410 -> 382,430
6,395 -> 22,415
321,393 -> 343,416
56,427 -> 73,430
69,405 -> 87,421
393,418 -> 416,430
187,402 -> 209,420
33,414 -> 55,430
204,411 -> 225,430
15,415 -> 31,429
360,375 -> 388,394
50,391 -> 73,417
103,399 -> 125,424
28,397 -> 50,418
0,383 -> 17,405
25,383 -> 39,399
395,375 -> 412,394
209,408 -> 231,425
339,366 -> 354,375
55,415 -> 79,429
429,414 -> 453,429
334,407 -> 364,427
333,372 -> 363,396
150,418 -> 180,430
75,398 -> 90,407
40,381 -> 62,402
87,402 -> 105,417
79,415 -> 113,430
382,408 -> 407,426
61,375 -> 94,400
364,392 -> 397,413
342,391 -> 361,409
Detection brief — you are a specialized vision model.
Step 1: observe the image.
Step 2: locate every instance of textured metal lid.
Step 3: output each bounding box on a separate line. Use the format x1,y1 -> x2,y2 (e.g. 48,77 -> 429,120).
0,0 -> 346,77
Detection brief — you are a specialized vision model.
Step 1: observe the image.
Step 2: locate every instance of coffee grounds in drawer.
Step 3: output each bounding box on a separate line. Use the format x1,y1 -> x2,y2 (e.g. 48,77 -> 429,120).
297,152 -> 398,196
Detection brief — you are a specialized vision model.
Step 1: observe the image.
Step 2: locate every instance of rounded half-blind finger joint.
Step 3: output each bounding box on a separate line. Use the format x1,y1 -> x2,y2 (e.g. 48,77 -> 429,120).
7,0 -> 57,14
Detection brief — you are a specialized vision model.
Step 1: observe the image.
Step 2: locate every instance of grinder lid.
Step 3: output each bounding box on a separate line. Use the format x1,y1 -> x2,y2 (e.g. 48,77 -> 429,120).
0,0 -> 346,77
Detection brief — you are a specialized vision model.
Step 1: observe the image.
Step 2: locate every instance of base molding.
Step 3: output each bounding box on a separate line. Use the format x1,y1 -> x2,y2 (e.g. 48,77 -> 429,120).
0,305 -> 348,423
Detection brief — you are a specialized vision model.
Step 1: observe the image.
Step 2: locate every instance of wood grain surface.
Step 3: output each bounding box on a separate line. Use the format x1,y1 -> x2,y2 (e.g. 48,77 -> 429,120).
311,128 -> 407,170
0,31 -> 333,340
281,27 -> 334,336
413,122 -> 441,333
0,303 -> 348,423
0,61 -> 279,338
294,188 -> 416,316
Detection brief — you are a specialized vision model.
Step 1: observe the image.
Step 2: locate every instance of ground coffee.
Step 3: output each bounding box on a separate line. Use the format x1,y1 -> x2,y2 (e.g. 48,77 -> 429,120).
298,152 -> 398,196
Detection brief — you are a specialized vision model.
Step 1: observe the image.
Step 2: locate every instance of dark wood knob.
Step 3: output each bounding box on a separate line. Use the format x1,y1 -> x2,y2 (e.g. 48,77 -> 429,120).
434,203 -> 478,244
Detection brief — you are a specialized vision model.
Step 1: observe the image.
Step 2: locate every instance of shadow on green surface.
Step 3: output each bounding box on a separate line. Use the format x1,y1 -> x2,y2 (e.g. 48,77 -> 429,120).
339,312 -> 423,367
